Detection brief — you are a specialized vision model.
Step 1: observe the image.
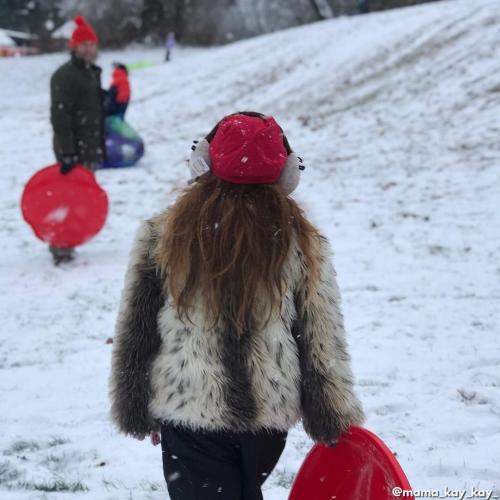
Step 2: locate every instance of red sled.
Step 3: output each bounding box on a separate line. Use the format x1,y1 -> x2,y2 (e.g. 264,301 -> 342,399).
289,426 -> 412,500
21,164 -> 108,248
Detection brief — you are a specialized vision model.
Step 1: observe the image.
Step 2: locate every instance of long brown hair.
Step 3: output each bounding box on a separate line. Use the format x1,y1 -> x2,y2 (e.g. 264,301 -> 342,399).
156,174 -> 320,335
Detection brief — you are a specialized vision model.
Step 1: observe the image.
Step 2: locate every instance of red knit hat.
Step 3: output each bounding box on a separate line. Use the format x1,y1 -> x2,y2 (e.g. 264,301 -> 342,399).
208,115 -> 288,184
69,16 -> 99,48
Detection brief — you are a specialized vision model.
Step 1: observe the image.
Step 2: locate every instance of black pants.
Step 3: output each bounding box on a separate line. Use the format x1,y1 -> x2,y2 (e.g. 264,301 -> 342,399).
48,162 -> 98,264
161,423 -> 287,500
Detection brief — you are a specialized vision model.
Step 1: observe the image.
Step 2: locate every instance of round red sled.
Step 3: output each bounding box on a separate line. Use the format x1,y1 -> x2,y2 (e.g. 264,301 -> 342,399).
21,164 -> 108,248
289,426 -> 412,500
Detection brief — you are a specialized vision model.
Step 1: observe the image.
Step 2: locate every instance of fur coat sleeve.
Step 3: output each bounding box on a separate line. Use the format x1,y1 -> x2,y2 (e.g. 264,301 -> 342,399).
293,236 -> 366,443
109,220 -> 164,437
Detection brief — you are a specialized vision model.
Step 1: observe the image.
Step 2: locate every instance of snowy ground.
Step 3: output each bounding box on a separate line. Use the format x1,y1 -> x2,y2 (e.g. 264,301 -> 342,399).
1,0 -> 499,498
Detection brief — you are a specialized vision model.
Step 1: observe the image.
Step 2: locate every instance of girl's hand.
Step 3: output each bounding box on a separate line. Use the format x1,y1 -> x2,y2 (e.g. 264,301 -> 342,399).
323,436 -> 339,448
150,432 -> 161,446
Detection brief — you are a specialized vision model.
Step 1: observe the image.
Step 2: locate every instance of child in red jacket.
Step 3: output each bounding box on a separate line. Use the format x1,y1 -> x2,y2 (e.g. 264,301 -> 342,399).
104,63 -> 130,119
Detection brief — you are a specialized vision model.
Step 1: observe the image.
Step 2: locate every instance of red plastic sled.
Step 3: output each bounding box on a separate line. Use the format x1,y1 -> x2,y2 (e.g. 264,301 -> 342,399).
21,164 -> 108,248
289,426 -> 412,500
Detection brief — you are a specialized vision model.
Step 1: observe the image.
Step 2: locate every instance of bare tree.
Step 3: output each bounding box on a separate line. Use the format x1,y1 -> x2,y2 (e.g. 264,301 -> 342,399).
59,0 -> 143,46
56,0 -> 443,47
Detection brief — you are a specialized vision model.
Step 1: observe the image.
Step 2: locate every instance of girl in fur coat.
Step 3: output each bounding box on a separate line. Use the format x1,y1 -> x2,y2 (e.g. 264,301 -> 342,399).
109,112 -> 365,500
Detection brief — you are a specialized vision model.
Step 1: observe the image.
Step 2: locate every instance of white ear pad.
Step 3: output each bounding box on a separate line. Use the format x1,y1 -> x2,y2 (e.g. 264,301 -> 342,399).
189,138 -> 211,179
278,152 -> 301,195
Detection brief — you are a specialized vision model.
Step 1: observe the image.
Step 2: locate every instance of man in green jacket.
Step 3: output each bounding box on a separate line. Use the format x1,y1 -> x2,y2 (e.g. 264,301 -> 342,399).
49,15 -> 105,265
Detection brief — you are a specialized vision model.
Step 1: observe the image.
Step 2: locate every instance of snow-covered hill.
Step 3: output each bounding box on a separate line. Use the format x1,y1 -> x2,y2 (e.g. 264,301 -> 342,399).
1,0 -> 499,498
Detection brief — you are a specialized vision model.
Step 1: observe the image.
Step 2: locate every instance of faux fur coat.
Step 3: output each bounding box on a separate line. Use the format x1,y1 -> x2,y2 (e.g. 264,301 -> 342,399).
109,217 -> 365,442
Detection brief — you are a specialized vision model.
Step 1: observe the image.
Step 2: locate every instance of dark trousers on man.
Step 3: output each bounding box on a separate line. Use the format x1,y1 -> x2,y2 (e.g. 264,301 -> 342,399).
161,423 -> 287,500
49,162 -> 98,265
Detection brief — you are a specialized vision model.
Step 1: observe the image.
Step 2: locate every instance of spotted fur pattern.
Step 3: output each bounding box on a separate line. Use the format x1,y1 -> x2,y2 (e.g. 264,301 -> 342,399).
109,220 -> 164,437
292,237 -> 366,442
109,219 -> 365,442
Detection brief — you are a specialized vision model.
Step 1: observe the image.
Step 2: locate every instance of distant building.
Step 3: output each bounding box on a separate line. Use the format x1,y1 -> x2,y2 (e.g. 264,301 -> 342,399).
0,28 -> 39,57
49,20 -> 74,52
0,29 -> 15,53
51,20 -> 74,42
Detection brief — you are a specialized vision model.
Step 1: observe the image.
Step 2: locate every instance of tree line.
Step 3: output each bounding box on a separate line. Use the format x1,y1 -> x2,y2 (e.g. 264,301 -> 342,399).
1,0 -> 441,47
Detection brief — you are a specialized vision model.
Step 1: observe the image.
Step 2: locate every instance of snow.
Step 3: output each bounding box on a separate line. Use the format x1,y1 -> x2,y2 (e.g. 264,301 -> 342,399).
1,0 -> 499,498
0,30 -> 15,47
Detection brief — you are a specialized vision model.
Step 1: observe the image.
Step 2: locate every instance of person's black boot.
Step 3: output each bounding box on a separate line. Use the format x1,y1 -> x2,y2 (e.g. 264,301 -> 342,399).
50,246 -> 75,266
